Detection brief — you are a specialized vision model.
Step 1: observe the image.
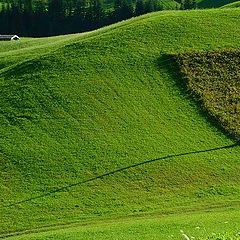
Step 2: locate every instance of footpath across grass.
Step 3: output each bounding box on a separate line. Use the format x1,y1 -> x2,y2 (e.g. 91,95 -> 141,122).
4,207 -> 240,240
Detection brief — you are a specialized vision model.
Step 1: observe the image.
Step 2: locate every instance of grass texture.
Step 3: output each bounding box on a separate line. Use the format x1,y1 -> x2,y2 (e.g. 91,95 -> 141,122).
4,208 -> 240,240
0,9 -> 240,238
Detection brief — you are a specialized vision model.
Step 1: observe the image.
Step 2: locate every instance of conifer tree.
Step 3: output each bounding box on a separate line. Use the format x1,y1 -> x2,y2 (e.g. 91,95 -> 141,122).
135,0 -> 145,16
48,0 -> 64,20
121,0 -> 134,19
91,0 -> 105,26
181,0 -> 197,9
145,0 -> 155,12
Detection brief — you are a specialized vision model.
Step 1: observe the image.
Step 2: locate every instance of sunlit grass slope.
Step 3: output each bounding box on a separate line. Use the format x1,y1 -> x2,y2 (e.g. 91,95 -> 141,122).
0,9 -> 240,236
5,209 -> 240,240
0,33 -> 93,72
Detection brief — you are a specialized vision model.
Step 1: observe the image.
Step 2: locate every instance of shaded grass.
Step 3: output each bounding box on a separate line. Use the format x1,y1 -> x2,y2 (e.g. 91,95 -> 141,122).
175,50 -> 240,139
197,0 -> 239,8
221,1 -> 240,7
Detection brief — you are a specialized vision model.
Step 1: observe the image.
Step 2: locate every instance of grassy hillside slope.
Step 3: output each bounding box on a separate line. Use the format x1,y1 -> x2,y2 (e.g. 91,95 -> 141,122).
197,0 -> 239,8
0,33 -> 94,72
0,9 -> 240,236
221,1 -> 240,7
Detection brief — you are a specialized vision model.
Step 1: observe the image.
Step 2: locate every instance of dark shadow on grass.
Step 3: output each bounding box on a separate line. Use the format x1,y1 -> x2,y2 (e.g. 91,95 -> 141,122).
3,142 -> 239,208
157,54 -> 239,141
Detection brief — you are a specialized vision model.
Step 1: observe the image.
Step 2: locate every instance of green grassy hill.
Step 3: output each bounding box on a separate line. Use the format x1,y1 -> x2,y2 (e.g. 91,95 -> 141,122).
0,9 -> 240,239
197,0 -> 239,8
221,0 -> 240,7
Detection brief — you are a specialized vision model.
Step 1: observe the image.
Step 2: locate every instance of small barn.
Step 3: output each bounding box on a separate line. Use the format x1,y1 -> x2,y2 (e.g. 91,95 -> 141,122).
0,35 -> 20,41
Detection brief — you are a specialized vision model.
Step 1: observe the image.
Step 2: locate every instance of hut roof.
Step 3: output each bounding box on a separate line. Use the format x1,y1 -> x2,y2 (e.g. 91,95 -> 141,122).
0,35 -> 20,41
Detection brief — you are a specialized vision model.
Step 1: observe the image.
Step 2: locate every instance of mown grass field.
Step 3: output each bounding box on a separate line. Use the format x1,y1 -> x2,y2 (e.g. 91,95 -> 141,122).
0,9 -> 240,239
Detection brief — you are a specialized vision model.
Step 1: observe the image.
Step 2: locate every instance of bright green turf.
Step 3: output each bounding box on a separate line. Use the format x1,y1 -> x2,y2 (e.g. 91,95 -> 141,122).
0,9 -> 240,237
221,1 -> 240,7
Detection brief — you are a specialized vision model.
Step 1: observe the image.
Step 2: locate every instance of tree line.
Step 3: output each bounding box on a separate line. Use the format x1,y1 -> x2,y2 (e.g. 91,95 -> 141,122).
0,0 -> 195,37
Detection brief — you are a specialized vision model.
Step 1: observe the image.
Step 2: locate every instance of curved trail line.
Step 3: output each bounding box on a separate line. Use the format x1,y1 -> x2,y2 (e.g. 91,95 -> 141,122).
2,143 -> 239,208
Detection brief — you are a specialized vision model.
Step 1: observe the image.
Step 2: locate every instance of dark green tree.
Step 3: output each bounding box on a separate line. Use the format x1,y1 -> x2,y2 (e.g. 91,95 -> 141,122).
121,0 -> 134,19
74,0 -> 86,18
113,0 -> 133,21
92,0 -> 104,23
72,0 -> 87,32
48,0 -> 64,20
135,0 -> 145,16
145,0 -> 155,12
23,0 -> 32,13
181,0 -> 197,9
34,0 -> 48,36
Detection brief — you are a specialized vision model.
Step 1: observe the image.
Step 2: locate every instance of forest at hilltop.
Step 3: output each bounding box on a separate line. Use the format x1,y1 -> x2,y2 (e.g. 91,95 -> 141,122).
0,0 -> 185,36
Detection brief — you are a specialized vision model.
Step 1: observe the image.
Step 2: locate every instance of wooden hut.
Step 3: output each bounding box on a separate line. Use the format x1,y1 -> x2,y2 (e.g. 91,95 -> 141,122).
0,35 -> 20,41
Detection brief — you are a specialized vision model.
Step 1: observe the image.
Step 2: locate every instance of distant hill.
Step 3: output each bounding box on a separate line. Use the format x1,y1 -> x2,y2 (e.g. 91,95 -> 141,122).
221,0 -> 240,7
197,0 -> 239,8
